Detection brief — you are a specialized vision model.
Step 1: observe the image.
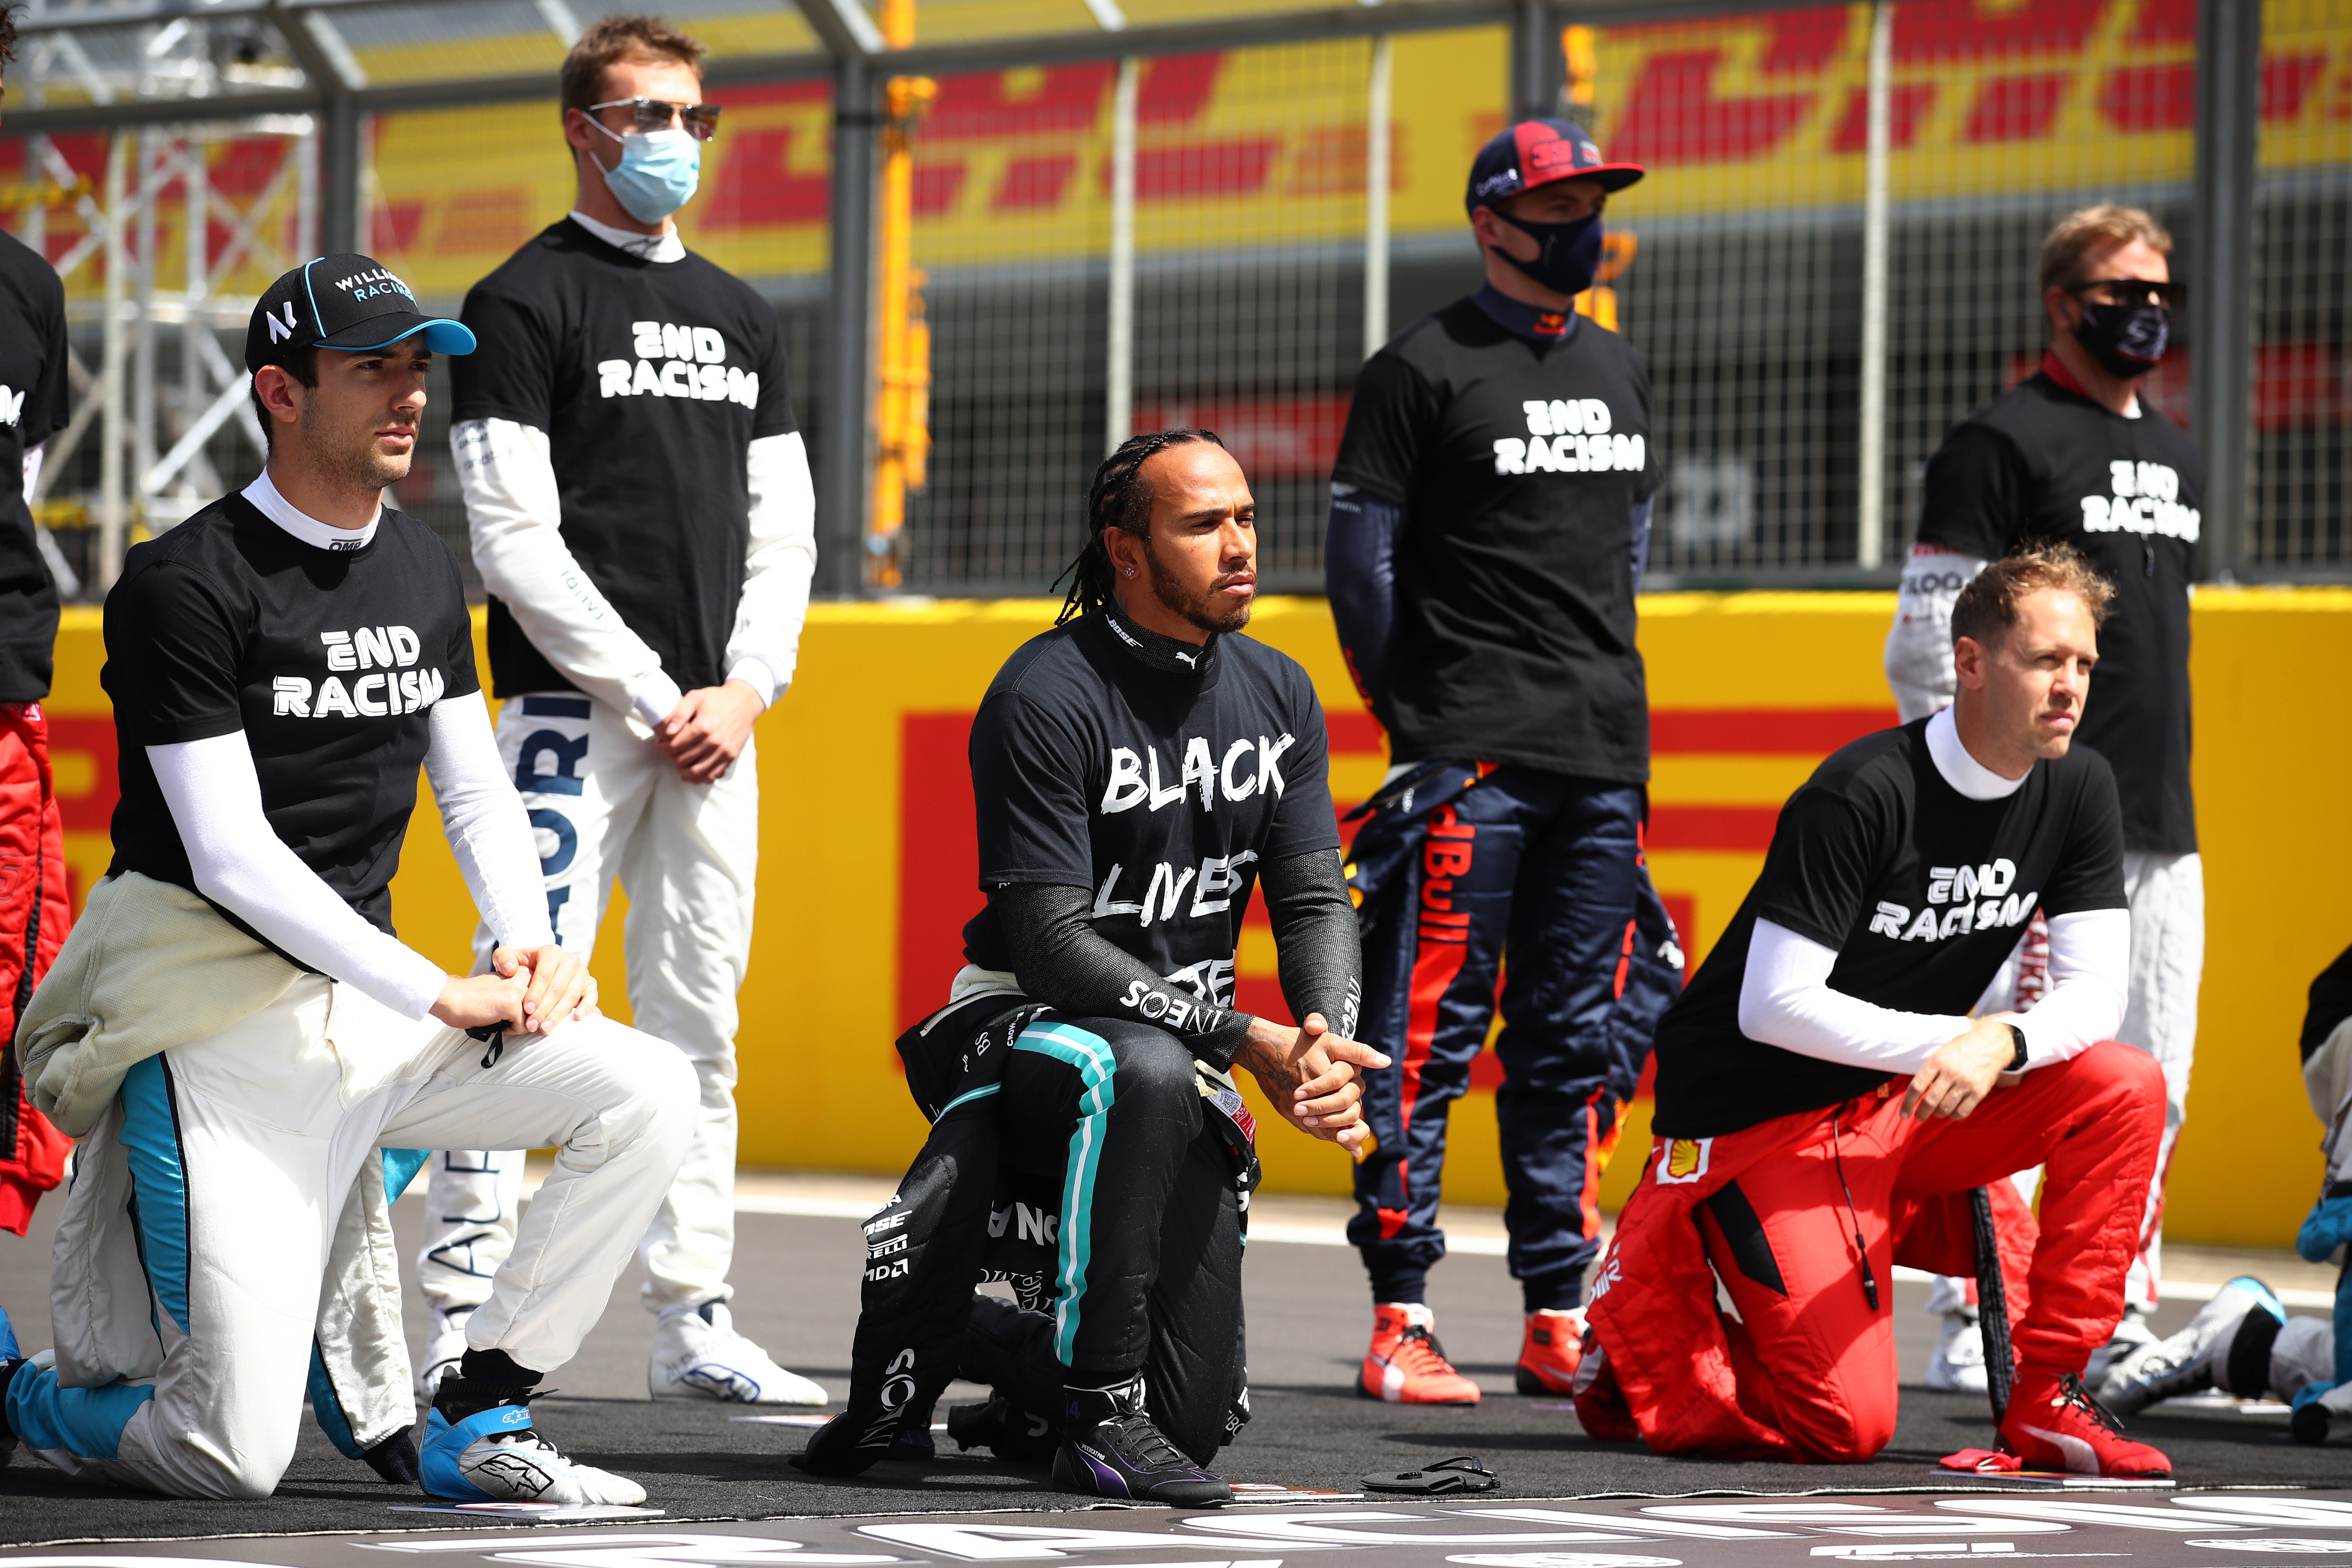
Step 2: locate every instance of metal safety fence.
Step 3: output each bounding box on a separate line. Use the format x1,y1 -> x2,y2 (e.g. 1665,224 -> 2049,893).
1,0 -> 2345,599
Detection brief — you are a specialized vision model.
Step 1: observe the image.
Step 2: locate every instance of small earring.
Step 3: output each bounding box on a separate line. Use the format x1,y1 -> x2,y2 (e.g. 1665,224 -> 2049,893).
1126,568 -> 1136,577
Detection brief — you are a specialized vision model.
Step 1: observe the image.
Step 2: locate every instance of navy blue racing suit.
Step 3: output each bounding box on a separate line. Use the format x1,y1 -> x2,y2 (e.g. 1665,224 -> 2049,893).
1326,285 -> 1682,1311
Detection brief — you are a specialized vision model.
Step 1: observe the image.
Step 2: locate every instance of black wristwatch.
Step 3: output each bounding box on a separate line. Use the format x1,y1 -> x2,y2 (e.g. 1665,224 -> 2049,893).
2003,1022 -> 2029,1071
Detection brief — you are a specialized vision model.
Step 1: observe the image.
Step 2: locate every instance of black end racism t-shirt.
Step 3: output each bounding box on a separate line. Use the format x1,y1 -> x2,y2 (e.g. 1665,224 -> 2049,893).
102,495 -> 480,934
451,220 -> 797,697
1652,719 -> 2127,1138
1915,372 -> 2202,854
962,612 -> 1341,1016
1330,299 -> 1661,780
0,230 -> 74,701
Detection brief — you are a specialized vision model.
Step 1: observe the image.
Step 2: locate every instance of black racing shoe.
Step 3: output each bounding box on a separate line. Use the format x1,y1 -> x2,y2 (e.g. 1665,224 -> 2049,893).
947,1395 -> 1060,1463
363,1428 -> 421,1485
1053,1379 -> 1230,1507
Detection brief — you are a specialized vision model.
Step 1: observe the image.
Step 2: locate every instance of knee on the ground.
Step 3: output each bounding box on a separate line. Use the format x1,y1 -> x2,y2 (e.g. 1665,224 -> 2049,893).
1757,1384 -> 1896,1465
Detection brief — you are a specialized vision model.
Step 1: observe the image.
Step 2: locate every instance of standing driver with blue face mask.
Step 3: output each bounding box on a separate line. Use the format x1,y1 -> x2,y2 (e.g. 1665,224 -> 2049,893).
414,13 -> 822,1408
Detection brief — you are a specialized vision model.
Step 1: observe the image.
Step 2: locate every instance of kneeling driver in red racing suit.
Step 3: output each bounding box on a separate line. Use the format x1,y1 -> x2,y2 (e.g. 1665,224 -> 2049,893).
1576,543 -> 2170,1477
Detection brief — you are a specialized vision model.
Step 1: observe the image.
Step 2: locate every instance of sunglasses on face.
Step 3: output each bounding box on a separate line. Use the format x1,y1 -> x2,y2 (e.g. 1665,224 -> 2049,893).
2065,278 -> 2185,309
586,96 -> 723,141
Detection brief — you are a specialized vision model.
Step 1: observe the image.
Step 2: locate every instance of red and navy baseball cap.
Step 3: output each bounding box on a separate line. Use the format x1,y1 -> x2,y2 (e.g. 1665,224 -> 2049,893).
1466,118 -> 1645,211
245,253 -> 475,374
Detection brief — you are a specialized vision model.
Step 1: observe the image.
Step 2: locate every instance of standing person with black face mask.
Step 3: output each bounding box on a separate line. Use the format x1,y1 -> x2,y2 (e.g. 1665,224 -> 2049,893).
414,13 -> 821,1409
1325,120 -> 1681,1407
1884,204 -> 2204,1391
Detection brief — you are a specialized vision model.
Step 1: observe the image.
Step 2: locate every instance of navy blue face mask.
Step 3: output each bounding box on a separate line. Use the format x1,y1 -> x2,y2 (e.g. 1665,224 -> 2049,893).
2073,297 -> 2168,380
1490,209 -> 1604,299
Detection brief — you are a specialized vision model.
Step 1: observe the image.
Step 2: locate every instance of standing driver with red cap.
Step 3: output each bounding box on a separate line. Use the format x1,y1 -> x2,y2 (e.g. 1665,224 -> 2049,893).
1326,119 -> 1681,1405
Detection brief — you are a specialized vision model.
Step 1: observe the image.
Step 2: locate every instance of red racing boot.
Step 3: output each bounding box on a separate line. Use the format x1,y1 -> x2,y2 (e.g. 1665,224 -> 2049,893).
1999,1366 -> 2171,1477
1516,1308 -> 1586,1394
1361,1303 -> 1481,1405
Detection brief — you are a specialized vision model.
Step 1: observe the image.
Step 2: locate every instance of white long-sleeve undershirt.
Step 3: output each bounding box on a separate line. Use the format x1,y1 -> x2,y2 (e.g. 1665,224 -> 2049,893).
149,691 -> 553,1020
1739,908 -> 2129,1075
1884,542 -> 1989,721
1736,705 -> 2130,1073
453,417 -> 817,733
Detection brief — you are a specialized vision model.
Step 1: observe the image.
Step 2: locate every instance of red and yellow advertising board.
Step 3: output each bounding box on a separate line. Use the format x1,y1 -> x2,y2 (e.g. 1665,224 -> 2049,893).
6,0 -> 2348,302
39,587 -> 2352,1248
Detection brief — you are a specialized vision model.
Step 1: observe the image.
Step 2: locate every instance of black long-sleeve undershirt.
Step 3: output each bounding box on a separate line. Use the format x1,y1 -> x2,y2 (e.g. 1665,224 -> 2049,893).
991,847 -> 1362,1072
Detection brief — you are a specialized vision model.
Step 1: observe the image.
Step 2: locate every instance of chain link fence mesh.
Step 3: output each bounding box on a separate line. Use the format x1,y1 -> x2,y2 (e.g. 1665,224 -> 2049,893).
2251,0 -> 2352,571
4,0 -> 2346,595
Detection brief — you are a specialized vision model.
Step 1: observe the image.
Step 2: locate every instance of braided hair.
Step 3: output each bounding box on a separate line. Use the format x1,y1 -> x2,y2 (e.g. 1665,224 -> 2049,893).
1055,428 -> 1226,625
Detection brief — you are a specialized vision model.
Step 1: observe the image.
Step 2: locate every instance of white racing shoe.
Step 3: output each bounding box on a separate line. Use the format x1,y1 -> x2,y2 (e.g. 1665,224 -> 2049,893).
1927,1308 -> 1990,1393
420,1381 -> 645,1504
415,1305 -> 471,1404
650,1301 -> 828,1406
2083,1303 -> 2160,1387
2098,1276 -> 2286,1417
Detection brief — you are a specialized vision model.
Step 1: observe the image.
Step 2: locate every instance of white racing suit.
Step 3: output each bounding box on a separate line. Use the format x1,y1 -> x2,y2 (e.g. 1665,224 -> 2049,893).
417,419 -> 813,1320
11,975 -> 694,1498
1888,543 -> 2202,1312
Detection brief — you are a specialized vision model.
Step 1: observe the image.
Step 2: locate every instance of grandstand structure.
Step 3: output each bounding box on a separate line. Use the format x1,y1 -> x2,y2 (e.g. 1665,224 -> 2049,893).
0,0 -> 2342,595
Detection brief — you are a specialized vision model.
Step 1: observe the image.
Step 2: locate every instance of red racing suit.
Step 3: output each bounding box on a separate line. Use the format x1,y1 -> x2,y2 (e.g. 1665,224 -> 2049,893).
1579,1041 -> 2162,1462
1,700 -> 72,1234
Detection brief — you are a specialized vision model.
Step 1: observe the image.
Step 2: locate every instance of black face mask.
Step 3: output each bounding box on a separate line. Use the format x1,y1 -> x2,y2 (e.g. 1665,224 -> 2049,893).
1491,209 -> 1604,299
2073,298 -> 2168,380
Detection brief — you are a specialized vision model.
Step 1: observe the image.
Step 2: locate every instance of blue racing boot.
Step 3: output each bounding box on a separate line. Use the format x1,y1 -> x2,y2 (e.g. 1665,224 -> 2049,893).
0,1305 -> 21,1466
421,1376 -> 645,1504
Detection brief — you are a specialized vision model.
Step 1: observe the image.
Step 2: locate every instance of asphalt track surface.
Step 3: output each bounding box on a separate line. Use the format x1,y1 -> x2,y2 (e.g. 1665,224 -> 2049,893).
3,1204 -> 2345,1554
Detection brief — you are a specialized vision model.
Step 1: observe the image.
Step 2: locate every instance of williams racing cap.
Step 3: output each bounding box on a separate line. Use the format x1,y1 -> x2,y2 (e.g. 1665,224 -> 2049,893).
1466,118 -> 1645,211
245,253 -> 476,374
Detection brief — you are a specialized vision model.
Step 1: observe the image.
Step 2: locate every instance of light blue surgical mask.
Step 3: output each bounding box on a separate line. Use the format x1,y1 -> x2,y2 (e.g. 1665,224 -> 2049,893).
590,120 -> 701,225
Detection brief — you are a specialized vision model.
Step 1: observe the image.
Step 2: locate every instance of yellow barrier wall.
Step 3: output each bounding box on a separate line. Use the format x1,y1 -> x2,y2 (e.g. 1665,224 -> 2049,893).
42,587 -> 2352,1247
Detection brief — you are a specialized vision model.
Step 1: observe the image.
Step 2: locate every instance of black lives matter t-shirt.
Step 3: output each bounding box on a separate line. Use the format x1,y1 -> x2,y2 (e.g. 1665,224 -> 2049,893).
1331,299 -> 1661,780
962,611 -> 1340,1015
1916,371 -> 2203,854
102,496 -> 480,934
1652,719 -> 2127,1138
0,230 -> 73,701
452,220 -> 797,697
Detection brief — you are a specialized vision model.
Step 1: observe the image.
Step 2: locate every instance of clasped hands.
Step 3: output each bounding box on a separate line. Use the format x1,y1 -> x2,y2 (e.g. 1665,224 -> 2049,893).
430,943 -> 598,1037
1233,1012 -> 1392,1154
1900,1012 -> 2026,1121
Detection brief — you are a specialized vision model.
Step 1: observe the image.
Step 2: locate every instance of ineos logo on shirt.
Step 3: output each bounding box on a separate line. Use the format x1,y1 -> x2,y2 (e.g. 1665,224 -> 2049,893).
597,319 -> 762,407
271,625 -> 445,719
1100,735 -> 1293,812
2081,458 -> 2199,542
1865,858 -> 2039,944
1493,397 -> 1647,476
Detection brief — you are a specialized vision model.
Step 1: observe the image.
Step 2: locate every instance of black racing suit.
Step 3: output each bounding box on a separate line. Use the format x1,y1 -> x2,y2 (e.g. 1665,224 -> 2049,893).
799,607 -> 1362,1473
